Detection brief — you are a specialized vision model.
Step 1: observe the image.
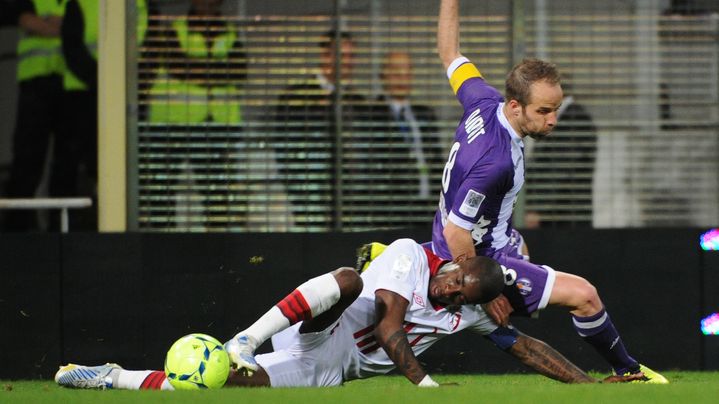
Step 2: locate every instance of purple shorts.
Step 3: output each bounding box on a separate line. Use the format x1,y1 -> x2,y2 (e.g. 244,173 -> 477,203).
488,230 -> 556,316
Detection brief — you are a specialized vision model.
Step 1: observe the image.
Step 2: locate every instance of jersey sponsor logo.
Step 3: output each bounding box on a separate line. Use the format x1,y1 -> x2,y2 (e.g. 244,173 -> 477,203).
470,215 -> 491,245
516,277 -> 533,296
391,254 -> 412,281
413,293 -> 426,307
459,189 -> 485,217
465,108 -> 486,143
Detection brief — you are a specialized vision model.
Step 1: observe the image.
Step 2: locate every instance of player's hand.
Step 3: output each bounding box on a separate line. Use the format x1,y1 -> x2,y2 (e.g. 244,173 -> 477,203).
600,372 -> 645,383
481,294 -> 513,327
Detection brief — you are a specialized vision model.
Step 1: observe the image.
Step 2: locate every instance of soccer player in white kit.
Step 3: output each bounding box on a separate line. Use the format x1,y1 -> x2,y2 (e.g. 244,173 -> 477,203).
56,239 -> 641,389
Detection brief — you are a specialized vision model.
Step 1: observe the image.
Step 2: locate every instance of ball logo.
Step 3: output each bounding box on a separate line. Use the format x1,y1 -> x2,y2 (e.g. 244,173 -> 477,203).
516,278 -> 533,296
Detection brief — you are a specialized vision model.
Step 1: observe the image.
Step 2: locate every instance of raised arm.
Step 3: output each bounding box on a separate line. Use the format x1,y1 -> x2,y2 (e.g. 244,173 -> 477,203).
374,289 -> 436,386
438,0 -> 463,69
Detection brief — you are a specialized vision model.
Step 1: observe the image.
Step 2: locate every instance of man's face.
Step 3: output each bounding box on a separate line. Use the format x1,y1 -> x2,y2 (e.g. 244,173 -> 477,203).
321,39 -> 356,81
382,52 -> 413,100
428,263 -> 483,309
513,80 -> 563,140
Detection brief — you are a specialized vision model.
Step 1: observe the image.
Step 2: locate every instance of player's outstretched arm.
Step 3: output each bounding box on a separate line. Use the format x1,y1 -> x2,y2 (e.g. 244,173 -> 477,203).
374,290 -> 437,387
438,0 -> 463,69
507,332 -> 596,383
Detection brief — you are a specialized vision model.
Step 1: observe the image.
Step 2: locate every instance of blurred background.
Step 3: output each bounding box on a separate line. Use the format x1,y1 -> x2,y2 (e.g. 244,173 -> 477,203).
1,0 -> 717,233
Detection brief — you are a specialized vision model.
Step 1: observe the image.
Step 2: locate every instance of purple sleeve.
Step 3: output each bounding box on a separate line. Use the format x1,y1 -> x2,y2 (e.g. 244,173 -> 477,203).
456,78 -> 504,112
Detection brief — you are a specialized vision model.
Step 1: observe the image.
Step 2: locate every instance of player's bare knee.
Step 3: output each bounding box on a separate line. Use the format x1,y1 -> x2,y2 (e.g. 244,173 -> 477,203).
573,279 -> 602,312
332,267 -> 363,301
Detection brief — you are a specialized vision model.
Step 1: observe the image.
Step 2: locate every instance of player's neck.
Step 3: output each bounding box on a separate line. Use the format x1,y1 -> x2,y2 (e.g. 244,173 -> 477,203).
501,103 -> 526,139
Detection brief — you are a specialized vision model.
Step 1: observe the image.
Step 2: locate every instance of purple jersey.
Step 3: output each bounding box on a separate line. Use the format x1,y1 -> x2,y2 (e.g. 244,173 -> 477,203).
432,57 -> 525,259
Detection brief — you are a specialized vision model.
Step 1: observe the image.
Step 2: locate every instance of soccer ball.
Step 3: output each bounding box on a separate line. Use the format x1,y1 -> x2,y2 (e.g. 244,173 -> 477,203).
164,333 -> 230,390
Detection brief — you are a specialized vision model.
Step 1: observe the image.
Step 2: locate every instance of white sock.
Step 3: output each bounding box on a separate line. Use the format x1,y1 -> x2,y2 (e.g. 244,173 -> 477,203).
112,369 -> 174,390
239,273 -> 341,348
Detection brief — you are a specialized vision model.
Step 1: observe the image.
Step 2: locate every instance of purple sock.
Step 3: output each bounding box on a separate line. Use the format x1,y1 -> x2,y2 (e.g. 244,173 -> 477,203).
572,308 -> 639,374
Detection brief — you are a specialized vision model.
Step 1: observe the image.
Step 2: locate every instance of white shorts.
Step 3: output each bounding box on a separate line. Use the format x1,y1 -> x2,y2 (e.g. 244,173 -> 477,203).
255,320 -> 360,387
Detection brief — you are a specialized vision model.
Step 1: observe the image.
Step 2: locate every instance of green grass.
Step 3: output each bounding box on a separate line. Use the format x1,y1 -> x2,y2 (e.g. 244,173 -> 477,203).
2,372 -> 719,403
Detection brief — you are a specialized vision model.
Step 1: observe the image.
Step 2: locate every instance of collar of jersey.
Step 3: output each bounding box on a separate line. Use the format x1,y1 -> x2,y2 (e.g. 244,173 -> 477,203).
424,247 -> 453,311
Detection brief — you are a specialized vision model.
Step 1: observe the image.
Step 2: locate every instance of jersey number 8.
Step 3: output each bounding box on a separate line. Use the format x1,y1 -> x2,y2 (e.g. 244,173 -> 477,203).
442,142 -> 461,193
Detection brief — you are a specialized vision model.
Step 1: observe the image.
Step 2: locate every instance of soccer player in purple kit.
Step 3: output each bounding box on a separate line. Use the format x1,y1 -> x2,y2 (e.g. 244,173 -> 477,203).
430,0 -> 667,383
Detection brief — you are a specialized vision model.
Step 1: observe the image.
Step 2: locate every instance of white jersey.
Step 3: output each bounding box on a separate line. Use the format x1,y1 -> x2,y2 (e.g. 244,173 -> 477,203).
259,238 -> 498,387
343,238 -> 498,378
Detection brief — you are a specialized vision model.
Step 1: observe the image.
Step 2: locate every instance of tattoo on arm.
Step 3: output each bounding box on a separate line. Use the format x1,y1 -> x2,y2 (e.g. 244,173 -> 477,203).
382,330 -> 426,384
509,334 -> 595,384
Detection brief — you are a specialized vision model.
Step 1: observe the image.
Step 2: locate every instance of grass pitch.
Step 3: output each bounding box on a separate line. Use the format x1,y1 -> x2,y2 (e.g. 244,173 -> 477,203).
2,372 -> 718,404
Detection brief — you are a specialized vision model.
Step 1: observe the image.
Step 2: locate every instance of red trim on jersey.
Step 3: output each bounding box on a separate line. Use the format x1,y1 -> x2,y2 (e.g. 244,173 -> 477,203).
140,371 -> 166,390
276,289 -> 312,324
423,247 -> 449,277
409,334 -> 424,346
356,336 -> 376,348
353,324 -> 375,339
424,248 -> 452,311
361,343 -> 380,354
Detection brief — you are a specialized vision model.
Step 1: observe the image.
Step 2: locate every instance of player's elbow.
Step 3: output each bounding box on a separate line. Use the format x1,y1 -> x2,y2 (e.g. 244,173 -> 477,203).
439,51 -> 463,71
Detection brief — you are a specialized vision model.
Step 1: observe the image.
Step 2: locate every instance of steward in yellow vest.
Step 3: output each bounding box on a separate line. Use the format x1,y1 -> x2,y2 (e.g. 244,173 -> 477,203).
16,0 -> 65,82
148,3 -> 246,124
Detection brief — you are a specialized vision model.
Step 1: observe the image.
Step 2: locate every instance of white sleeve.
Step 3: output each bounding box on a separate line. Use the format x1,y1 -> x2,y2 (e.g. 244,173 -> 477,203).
371,239 -> 424,302
466,305 -> 500,336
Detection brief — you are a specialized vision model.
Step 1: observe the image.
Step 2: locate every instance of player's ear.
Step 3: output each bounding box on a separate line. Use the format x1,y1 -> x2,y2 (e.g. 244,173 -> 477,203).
507,99 -> 522,117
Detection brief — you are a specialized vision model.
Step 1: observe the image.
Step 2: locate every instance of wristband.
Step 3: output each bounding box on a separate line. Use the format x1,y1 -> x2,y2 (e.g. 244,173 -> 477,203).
418,374 -> 439,387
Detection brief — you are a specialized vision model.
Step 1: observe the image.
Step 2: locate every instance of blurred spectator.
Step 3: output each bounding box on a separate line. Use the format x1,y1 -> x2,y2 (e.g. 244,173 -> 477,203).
2,0 -> 65,232
145,0 -> 247,230
57,0 -> 98,231
376,50 -> 443,200
274,30 -> 366,231
524,86 -> 597,228
341,50 -> 444,229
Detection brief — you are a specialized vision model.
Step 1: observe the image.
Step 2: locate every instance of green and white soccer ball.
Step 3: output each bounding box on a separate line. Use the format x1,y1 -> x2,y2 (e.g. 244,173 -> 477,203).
164,333 -> 230,390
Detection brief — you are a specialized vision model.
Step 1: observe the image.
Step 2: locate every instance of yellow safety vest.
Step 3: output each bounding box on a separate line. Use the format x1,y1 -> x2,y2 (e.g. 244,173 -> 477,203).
148,19 -> 241,124
63,0 -> 98,91
16,0 -> 66,81
136,0 -> 147,46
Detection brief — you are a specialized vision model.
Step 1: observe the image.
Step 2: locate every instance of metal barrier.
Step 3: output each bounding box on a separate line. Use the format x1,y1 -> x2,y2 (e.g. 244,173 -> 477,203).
0,198 -> 93,233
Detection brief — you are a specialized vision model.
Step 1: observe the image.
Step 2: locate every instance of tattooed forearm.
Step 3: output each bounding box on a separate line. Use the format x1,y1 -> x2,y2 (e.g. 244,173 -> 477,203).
509,334 -> 596,383
381,329 -> 426,384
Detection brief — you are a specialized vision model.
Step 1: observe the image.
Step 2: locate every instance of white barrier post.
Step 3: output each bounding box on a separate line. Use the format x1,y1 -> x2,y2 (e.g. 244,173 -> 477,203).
0,198 -> 93,233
